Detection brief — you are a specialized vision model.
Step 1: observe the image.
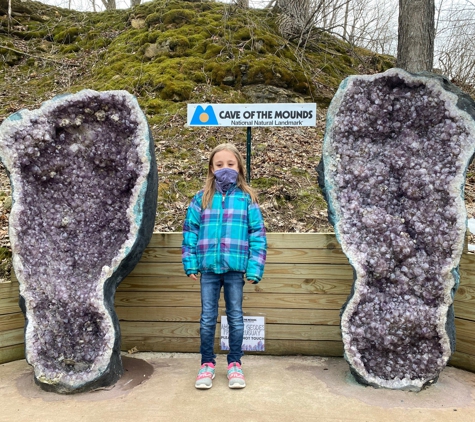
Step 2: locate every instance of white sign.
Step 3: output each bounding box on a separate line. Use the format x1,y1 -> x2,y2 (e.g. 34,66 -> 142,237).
187,103 -> 316,127
221,316 -> 265,351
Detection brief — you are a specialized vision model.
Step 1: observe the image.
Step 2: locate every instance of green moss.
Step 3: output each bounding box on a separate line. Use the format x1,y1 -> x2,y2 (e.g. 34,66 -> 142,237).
234,27 -> 251,41
147,31 -> 162,44
60,44 -> 81,54
291,168 -> 308,177
0,246 -> 12,280
177,179 -> 203,199
198,13 -> 224,23
127,30 -> 151,46
0,0 -> 395,145
257,34 -> 280,49
163,9 -> 196,26
0,42 -> 22,65
53,27 -> 80,44
252,177 -> 281,189
160,79 -> 194,101
203,43 -> 223,59
84,37 -> 110,50
369,54 -> 396,72
15,30 -> 48,40
145,12 -> 162,27
169,36 -> 191,55
178,149 -> 191,160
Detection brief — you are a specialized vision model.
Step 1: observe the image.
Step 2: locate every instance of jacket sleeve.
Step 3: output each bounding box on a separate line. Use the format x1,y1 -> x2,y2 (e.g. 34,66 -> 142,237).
182,194 -> 202,276
246,200 -> 267,283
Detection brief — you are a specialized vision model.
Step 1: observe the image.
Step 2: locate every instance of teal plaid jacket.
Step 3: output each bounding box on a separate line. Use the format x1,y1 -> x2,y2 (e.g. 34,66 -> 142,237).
182,187 -> 267,282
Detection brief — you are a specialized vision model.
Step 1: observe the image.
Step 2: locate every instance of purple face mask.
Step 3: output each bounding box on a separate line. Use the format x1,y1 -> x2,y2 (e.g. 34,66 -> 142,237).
214,168 -> 238,193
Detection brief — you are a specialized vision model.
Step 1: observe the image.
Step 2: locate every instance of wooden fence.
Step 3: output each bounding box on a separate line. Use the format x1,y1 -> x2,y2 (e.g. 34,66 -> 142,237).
1,232 -> 475,373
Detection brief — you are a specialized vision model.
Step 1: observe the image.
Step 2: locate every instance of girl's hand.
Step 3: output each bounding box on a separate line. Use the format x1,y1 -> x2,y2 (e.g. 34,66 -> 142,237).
188,274 -> 198,280
247,278 -> 258,284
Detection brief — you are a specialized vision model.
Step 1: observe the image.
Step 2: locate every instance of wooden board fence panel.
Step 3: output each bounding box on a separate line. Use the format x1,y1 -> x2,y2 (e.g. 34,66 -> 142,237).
0,313 -> 24,332
450,351 -> 475,372
454,301 -> 475,322
115,291 -> 348,310
0,328 -> 24,349
118,276 -> 353,294
0,296 -> 22,315
120,321 -> 342,342
116,307 -> 341,325
141,247 -> 350,264
2,232 -> 475,375
0,344 -> 24,365
129,262 -> 354,279
121,337 -> 344,357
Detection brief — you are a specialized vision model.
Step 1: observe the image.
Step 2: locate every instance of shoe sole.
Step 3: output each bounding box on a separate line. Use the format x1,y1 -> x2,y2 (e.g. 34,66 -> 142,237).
195,383 -> 213,389
228,382 -> 246,389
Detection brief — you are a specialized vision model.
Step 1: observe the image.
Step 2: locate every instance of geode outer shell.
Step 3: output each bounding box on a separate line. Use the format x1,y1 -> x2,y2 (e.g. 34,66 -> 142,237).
318,68 -> 475,391
0,90 -> 158,393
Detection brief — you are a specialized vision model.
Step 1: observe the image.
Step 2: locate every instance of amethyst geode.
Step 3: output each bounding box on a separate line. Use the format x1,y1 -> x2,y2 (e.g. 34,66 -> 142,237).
0,90 -> 157,393
318,68 -> 475,390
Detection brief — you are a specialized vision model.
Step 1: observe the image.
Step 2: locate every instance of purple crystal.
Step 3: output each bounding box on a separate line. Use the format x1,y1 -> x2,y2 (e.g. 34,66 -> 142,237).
319,69 -> 475,390
0,90 -> 157,393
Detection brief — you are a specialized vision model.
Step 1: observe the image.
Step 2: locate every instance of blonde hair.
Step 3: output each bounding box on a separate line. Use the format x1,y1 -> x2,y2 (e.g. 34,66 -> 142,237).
201,143 -> 258,209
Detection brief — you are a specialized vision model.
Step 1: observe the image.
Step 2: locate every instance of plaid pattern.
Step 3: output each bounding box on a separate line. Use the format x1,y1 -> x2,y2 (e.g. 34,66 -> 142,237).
182,187 -> 267,282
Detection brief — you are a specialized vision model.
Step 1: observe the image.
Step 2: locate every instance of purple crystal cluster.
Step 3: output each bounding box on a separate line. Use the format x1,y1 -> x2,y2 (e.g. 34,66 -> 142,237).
319,69 -> 475,390
0,90 -> 157,393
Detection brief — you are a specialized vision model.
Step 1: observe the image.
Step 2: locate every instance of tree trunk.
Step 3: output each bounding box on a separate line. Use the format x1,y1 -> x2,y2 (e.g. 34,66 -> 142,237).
235,0 -> 249,8
131,0 -> 142,7
101,0 -> 117,11
397,0 -> 435,72
343,0 -> 349,40
275,0 -> 311,40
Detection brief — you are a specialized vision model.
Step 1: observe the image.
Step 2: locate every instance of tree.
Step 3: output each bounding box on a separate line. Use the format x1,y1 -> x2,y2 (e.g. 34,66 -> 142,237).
397,0 -> 435,72
101,0 -> 116,10
434,0 -> 475,94
272,0 -> 397,55
235,0 -> 249,7
274,0 -> 312,40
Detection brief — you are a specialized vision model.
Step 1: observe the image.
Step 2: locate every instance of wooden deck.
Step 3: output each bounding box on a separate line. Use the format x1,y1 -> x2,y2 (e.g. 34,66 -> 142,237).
1,232 -> 475,373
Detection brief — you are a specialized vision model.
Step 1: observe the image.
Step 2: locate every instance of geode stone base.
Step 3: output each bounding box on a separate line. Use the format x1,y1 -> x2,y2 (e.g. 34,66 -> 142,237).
319,68 -> 475,391
0,90 -> 158,393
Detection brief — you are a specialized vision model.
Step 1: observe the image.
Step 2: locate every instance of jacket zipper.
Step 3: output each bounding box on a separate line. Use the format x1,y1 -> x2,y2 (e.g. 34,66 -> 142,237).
216,192 -> 225,270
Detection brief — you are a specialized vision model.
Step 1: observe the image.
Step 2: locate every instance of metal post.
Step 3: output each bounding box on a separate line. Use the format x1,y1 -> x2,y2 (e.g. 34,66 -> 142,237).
246,126 -> 252,183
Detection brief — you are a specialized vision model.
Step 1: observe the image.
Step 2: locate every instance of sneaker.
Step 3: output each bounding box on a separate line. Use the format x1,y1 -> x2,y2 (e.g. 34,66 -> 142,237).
195,363 -> 215,389
227,362 -> 246,389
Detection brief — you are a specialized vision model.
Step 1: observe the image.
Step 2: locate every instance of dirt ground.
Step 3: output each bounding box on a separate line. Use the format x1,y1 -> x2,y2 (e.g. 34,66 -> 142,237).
1,353 -> 475,422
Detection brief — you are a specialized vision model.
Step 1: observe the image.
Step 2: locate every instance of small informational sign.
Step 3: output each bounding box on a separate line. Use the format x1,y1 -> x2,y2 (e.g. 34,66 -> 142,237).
221,316 -> 265,351
187,103 -> 316,127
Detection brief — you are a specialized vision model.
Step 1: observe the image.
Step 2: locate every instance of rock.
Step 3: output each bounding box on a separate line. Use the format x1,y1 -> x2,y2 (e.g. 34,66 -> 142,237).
318,68 -> 475,391
37,40 -> 53,53
222,75 -> 236,86
0,90 -> 158,394
241,84 -> 305,103
2,196 -> 12,211
144,41 -> 170,59
130,19 -> 145,29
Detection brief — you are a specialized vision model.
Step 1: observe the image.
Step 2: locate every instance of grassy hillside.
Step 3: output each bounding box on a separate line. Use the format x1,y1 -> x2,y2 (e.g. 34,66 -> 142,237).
7,0 -> 461,281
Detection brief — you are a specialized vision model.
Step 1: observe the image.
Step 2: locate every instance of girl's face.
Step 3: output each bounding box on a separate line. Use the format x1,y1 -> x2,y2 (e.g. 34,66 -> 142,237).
212,149 -> 239,173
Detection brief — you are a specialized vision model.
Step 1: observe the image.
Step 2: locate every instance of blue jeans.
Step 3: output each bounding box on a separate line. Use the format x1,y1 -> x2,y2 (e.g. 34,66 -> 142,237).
200,271 -> 244,365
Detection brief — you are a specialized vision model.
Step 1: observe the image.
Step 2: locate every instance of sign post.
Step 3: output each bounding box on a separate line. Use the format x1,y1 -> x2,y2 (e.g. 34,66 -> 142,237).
246,126 -> 251,182
187,103 -> 317,182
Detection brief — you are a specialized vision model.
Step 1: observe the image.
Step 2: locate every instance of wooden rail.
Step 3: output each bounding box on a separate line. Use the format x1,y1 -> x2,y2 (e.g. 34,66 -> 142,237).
1,232 -> 475,373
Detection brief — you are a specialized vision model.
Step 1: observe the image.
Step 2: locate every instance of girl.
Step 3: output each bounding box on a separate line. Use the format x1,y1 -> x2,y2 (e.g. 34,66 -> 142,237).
182,143 -> 267,390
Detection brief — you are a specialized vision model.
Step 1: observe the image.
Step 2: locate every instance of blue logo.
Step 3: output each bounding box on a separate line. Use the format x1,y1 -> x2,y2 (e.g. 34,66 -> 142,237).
190,105 -> 218,125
